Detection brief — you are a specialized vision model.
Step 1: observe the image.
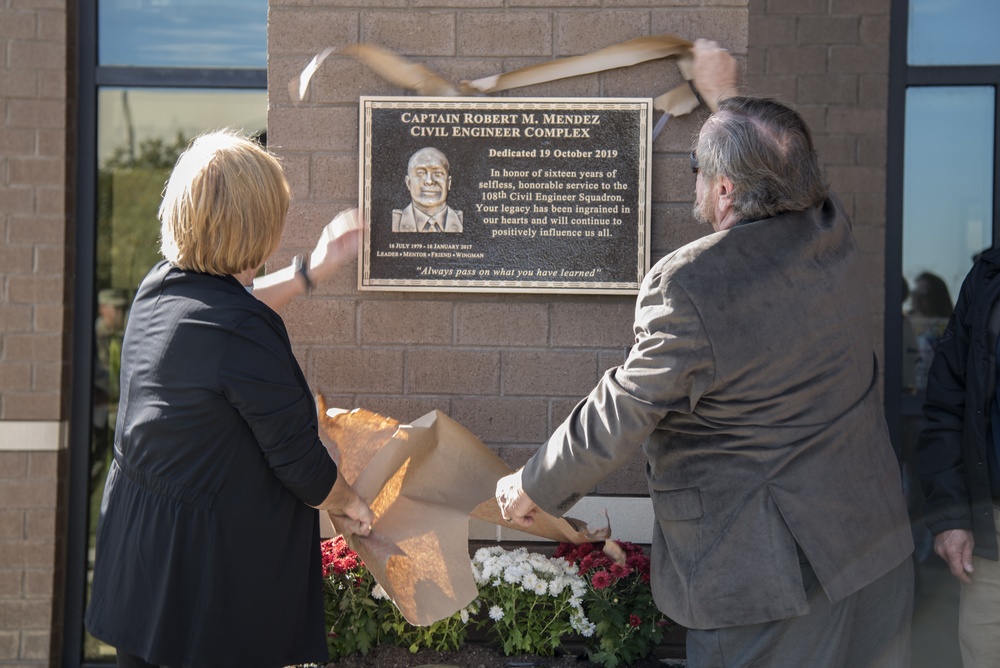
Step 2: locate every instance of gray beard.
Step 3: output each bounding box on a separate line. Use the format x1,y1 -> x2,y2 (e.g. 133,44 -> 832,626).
692,198 -> 713,227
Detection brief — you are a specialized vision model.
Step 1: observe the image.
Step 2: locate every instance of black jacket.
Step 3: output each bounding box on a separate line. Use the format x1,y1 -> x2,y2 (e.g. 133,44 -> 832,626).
917,247 -> 1000,560
86,261 -> 338,667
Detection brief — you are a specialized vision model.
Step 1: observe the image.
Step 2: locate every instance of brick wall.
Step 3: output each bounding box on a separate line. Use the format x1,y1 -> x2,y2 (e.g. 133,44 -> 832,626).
0,451 -> 61,666
0,0 -> 73,665
0,0 -> 72,422
0,1 -> 895,663
268,1 -> 750,495
748,0 -> 891,351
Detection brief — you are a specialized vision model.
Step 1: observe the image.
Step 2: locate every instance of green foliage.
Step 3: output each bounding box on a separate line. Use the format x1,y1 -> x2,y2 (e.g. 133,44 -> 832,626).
96,132 -> 190,297
381,601 -> 477,654
320,538 -> 382,659
320,537 -> 472,660
554,541 -> 672,668
320,539 -> 672,665
104,131 -> 189,170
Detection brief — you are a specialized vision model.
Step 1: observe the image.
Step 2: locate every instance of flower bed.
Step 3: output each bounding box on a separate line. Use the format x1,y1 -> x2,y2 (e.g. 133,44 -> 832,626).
319,537 -> 675,667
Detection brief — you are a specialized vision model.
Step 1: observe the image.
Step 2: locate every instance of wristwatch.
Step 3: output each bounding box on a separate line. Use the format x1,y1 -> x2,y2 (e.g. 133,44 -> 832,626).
292,255 -> 314,294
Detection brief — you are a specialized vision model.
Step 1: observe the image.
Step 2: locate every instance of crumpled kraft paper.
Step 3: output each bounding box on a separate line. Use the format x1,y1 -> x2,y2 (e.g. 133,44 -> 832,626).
291,34 -> 700,118
317,396 -> 621,627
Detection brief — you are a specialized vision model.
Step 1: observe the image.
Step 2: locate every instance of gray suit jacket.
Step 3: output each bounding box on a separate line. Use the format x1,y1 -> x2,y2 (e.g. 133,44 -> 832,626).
521,197 -> 913,630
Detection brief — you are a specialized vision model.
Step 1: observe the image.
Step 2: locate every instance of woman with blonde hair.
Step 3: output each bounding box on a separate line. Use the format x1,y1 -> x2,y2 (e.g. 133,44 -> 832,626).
85,129 -> 373,668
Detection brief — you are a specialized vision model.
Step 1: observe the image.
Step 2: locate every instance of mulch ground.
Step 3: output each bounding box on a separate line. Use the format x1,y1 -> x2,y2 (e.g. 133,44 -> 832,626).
324,643 -> 680,667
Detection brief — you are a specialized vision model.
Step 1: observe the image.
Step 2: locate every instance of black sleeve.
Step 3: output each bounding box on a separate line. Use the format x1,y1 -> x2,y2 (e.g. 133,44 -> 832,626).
218,311 -> 338,507
915,265 -> 979,534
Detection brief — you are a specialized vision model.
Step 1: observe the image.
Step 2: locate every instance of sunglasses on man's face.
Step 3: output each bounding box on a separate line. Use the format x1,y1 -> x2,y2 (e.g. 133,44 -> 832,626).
690,149 -> 699,175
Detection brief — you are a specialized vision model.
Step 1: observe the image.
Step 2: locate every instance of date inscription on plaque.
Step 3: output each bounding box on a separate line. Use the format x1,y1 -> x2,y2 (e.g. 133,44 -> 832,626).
359,97 -> 652,294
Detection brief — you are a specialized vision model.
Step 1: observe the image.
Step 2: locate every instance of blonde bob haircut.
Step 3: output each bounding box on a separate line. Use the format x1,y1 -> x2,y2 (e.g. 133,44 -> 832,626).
159,129 -> 290,276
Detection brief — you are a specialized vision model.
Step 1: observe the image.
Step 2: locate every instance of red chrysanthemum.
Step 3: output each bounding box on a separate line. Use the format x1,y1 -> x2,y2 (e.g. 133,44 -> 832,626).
629,614 -> 642,627
609,562 -> 633,580
321,536 -> 363,577
591,570 -> 612,590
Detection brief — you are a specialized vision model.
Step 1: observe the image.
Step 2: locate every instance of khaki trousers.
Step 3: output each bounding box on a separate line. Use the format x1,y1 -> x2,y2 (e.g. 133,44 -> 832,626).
960,504 -> 1000,668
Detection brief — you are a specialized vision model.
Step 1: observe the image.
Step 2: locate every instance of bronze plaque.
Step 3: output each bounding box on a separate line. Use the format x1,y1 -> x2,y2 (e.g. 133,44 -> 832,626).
358,97 -> 652,294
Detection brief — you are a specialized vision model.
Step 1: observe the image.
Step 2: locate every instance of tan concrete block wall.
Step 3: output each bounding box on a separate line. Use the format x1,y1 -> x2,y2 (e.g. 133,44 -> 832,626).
0,451 -> 64,666
0,0 -> 72,423
0,0 -> 894,663
0,0 -> 73,665
268,0 -> 890,495
748,0 -> 891,353
268,1 -> 749,498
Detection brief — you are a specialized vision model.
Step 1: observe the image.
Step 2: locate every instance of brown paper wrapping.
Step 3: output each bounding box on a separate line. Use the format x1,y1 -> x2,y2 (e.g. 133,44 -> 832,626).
317,398 -> 615,626
292,34 -> 702,118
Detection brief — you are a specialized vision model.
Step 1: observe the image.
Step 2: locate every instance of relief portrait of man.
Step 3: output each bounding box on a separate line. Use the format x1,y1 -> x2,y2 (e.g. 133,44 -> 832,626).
392,147 -> 464,233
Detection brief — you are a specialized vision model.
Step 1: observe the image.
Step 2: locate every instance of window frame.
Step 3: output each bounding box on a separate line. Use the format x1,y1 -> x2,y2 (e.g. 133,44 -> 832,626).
63,2 -> 266,666
884,0 -> 1000,448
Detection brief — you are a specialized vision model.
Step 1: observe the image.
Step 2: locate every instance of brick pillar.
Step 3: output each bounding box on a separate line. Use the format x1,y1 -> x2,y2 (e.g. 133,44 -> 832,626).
748,0 -> 891,351
0,0 -> 74,664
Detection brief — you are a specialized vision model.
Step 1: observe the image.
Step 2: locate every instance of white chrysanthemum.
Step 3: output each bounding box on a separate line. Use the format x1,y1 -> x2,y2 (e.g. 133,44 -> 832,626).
532,579 -> 549,596
371,583 -> 388,600
460,608 -> 469,623
489,605 -> 505,621
475,546 -> 505,560
548,576 -> 567,597
504,566 -> 524,584
480,559 -> 501,581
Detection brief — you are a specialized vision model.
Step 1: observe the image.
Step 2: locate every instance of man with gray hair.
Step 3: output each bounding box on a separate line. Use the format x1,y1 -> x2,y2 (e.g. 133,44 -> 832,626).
497,40 -> 913,667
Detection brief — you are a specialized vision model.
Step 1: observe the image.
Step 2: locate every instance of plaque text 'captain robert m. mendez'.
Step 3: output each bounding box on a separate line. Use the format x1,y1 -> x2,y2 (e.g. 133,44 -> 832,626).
359,97 -> 652,294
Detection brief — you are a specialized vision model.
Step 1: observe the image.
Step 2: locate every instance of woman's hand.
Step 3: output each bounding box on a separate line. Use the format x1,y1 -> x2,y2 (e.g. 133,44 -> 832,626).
251,208 -> 365,312
308,208 -> 364,285
316,474 -> 374,538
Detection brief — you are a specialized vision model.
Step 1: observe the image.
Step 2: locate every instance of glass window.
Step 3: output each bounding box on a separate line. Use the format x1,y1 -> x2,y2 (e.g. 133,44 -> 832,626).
86,87 -> 266,663
908,0 -> 1000,66
901,85 -> 994,394
99,0 -> 267,68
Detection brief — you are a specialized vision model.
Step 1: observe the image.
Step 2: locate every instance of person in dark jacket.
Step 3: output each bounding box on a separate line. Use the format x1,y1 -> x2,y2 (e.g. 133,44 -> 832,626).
918,248 -> 1000,668
85,129 -> 374,668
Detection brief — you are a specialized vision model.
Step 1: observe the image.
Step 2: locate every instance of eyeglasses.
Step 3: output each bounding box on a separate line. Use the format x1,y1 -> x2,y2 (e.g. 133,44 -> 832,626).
689,149 -> 699,175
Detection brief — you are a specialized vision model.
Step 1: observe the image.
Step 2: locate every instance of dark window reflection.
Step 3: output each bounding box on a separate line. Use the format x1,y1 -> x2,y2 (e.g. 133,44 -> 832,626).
87,88 -> 266,662
902,85 -> 994,396
899,85 -> 994,572
99,0 -> 267,68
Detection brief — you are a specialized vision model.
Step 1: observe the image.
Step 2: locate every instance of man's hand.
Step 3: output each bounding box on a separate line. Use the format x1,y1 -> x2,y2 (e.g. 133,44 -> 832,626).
496,468 -> 539,528
308,208 -> 364,284
934,528 -> 975,583
691,38 -> 740,112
